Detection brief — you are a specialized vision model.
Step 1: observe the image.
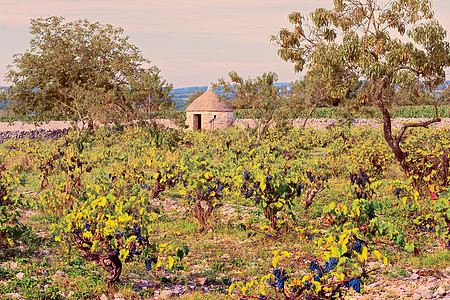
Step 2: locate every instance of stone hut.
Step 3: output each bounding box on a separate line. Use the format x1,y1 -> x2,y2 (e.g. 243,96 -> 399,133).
185,86 -> 234,130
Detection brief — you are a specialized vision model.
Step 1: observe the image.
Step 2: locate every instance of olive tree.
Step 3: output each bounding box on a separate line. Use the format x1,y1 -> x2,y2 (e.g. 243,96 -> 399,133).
3,16 -> 173,130
215,71 -> 290,144
271,0 -> 450,172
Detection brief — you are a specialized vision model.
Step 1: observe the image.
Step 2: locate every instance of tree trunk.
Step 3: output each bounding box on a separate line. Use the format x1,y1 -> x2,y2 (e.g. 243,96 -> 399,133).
377,103 -> 406,164
302,104 -> 318,129
82,252 -> 122,284
372,78 -> 410,174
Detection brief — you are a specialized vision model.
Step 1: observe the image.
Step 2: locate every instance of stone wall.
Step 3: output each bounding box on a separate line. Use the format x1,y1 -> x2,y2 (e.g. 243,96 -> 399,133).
234,117 -> 450,131
0,117 -> 448,143
0,128 -> 69,143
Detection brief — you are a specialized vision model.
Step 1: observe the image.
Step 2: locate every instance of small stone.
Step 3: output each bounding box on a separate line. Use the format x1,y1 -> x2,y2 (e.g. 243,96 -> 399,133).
16,272 -> 25,280
9,262 -> 18,269
54,270 -> 66,277
410,273 -> 420,280
159,289 -> 173,299
114,294 -> 124,299
100,294 -> 108,300
5,293 -> 21,299
67,291 -> 75,298
433,286 -> 446,297
417,288 -> 433,299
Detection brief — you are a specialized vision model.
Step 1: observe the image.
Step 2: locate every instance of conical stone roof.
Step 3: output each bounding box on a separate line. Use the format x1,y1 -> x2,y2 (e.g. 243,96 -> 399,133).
185,86 -> 234,112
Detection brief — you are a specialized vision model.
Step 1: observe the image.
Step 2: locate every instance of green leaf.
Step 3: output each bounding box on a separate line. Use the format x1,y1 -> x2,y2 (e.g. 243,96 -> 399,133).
183,245 -> 189,255
404,242 -> 414,253
177,248 -> 184,260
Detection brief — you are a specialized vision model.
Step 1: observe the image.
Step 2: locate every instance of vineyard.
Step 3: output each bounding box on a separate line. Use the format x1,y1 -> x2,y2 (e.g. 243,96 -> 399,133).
0,124 -> 449,300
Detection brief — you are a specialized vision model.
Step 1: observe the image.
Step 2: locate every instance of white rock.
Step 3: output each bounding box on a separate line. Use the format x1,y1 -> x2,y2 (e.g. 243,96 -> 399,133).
159,289 -> 173,299
55,270 -> 66,277
410,273 -> 420,280
9,262 -> 18,269
5,293 -> 21,299
433,286 -> 446,297
100,294 -> 108,300
16,272 -> 25,280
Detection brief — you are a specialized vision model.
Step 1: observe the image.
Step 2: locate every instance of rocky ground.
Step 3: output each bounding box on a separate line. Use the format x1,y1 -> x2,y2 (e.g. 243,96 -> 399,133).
1,198 -> 449,300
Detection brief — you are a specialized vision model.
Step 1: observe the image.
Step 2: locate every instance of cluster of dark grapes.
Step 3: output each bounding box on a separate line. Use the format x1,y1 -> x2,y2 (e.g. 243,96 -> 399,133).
302,240 -> 363,298
269,268 -> 289,290
342,239 -> 363,258
144,257 -> 158,271
306,171 -> 329,190
186,177 -> 226,203
344,277 -> 361,293
140,181 -> 152,191
240,170 -> 277,200
73,211 -> 150,266
349,169 -> 372,200
309,257 -> 338,282
411,214 -> 436,233
393,187 -> 402,198
352,239 -> 362,252
241,170 -> 258,200
206,178 -> 226,196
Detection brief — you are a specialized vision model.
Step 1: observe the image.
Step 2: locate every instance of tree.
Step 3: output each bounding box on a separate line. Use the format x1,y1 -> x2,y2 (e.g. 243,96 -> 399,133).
215,71 -> 289,144
271,0 -> 450,173
2,16 -> 173,130
187,90 -> 204,104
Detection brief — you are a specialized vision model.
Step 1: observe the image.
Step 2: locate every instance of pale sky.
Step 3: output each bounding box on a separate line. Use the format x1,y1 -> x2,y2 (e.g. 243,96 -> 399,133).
1,0 -> 450,88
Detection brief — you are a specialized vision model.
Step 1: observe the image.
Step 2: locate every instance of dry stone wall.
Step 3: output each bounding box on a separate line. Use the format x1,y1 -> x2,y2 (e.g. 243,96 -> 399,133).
234,117 -> 450,131
0,117 -> 449,143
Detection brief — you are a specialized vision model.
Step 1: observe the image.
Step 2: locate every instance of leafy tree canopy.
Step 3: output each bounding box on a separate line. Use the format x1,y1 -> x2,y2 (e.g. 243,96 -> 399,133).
215,71 -> 291,143
187,90 -> 204,104
2,16 -> 173,127
271,0 -> 450,170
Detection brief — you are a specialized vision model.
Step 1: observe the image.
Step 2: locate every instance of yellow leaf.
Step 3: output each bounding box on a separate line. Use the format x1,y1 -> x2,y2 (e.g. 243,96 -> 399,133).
272,256 -> 280,268
260,281 -> 266,296
312,280 -> 322,292
156,257 -> 162,268
373,250 -> 381,260
98,196 -> 107,207
228,283 -> 236,295
357,246 -> 368,262
331,246 -> 340,258
168,255 -> 174,269
281,251 -> 290,258
119,249 -> 129,261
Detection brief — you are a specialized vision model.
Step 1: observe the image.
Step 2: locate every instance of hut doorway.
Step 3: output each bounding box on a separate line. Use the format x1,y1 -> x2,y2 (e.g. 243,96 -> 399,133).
193,114 -> 202,130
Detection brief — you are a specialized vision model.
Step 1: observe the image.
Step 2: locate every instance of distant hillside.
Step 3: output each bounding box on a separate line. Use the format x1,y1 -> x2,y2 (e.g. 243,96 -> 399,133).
2,81 -> 447,112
